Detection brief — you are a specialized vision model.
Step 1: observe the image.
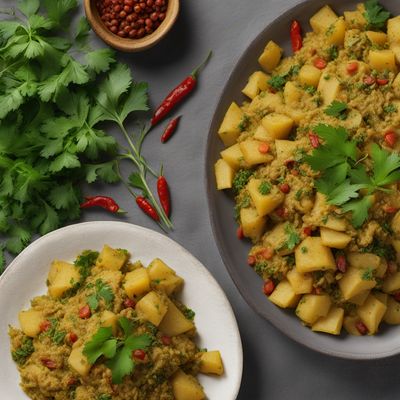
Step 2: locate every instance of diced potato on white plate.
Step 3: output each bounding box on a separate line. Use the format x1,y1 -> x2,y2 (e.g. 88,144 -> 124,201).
18,310 -> 44,338
96,245 -> 128,270
199,351 -> 224,375
136,291 -> 168,327
124,267 -> 150,299
48,261 -> 81,299
384,296 -> 400,325
171,370 -> 205,400
158,299 -> 194,336
357,294 -> 387,335
382,272 -> 400,294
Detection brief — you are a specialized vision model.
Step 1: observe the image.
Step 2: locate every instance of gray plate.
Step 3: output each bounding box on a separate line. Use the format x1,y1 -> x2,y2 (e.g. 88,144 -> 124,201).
206,0 -> 400,359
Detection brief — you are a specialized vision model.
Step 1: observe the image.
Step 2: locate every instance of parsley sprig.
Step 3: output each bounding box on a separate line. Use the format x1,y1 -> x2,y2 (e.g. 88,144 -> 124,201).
87,279 -> 114,311
305,124 -> 400,227
324,101 -> 348,120
364,0 -> 390,31
83,317 -> 152,384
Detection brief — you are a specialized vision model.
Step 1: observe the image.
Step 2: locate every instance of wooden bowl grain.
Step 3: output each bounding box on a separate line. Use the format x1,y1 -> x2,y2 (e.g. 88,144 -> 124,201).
83,0 -> 180,52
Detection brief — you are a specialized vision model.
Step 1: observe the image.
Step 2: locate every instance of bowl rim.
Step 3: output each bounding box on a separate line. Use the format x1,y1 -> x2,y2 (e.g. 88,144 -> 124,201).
204,0 -> 400,360
83,0 -> 180,52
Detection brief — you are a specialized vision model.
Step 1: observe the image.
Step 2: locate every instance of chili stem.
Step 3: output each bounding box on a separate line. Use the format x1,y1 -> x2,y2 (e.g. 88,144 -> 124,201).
191,50 -> 213,78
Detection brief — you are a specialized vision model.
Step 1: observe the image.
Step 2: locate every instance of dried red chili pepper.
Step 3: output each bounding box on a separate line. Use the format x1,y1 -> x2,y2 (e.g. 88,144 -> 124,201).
80,196 -> 124,214
157,176 -> 171,216
136,196 -> 160,221
161,116 -> 181,143
151,51 -> 212,126
41,358 -> 57,370
290,20 -> 302,52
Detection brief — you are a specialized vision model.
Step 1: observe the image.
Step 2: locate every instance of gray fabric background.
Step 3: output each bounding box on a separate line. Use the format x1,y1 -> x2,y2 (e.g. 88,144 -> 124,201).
4,0 -> 400,398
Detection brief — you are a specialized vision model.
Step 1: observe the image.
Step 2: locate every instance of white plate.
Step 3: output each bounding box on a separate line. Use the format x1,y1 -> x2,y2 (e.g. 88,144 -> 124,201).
0,221 -> 243,399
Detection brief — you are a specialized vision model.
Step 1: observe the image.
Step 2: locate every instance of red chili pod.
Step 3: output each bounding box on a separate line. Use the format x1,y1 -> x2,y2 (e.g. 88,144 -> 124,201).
136,196 -> 160,221
290,20 -> 303,52
80,196 -> 125,214
157,176 -> 171,216
161,116 -> 181,143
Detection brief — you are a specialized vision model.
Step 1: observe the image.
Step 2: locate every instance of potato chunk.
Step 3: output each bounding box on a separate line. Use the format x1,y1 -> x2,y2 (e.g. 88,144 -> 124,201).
171,370 -> 205,400
344,11 -> 366,29
382,272 -> 400,294
100,311 -> 118,335
124,268 -> 150,299
214,159 -> 234,190
357,294 -> 387,334
258,41 -> 282,73
320,227 -> 352,249
326,18 -> 346,46
240,207 -> 267,241
242,71 -> 270,99
48,261 -> 80,299
384,296 -> 400,325
136,291 -> 168,327
347,252 -> 381,270
310,5 -> 338,33
220,143 -> 244,170
312,307 -> 344,335
317,73 -> 340,105
295,237 -> 336,274
366,31 -> 388,46
268,280 -> 301,308
295,294 -> 331,325
287,268 -> 313,295
261,113 -> 294,140
217,102 -> 243,147
338,267 -> 376,300
368,49 -> 397,72
158,299 -> 194,336
388,16 -> 400,45
263,222 -> 296,256
247,178 -> 284,217
18,310 -> 44,338
96,245 -> 128,270
148,259 -> 183,295
343,315 -> 362,336
199,351 -> 224,375
274,140 -> 298,161
298,65 -> 322,88
239,140 -> 274,166
68,346 -> 91,376
348,290 -> 370,306
284,81 -> 303,104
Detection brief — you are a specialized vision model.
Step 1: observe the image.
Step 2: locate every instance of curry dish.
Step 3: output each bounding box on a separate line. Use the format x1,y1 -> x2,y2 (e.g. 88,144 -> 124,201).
9,245 -> 223,399
215,2 -> 400,336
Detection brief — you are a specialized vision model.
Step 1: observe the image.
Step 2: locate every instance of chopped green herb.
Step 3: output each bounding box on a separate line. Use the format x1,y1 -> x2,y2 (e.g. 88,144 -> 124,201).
295,189 -> 303,201
184,307 -> 195,321
327,45 -> 339,61
232,169 -> 253,193
74,251 -> 99,283
238,115 -> 250,132
301,246 -> 308,254
43,318 -> 67,345
324,101 -> 348,120
282,224 -> 301,250
364,0 -> 390,31
305,85 -> 317,95
258,181 -> 272,195
361,267 -> 375,281
384,104 -> 397,113
12,337 -> 34,365
87,279 -> 114,311
268,65 -> 300,91
98,395 -> 112,400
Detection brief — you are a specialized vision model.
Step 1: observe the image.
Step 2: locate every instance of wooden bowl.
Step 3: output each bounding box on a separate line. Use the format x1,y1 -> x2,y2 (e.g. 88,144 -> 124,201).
84,0 -> 180,52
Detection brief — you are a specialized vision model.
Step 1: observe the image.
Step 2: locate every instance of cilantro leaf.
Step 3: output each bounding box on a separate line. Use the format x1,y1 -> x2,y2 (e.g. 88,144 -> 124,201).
87,279 -> 114,311
48,184 -> 80,210
342,196 -> 373,228
17,0 -> 40,17
40,203 -> 60,235
43,0 -> 78,27
49,152 -> 81,172
119,317 -> 134,339
370,144 -> 400,187
74,250 -> 99,281
12,337 -> 34,365
284,224 -> 300,250
83,326 -> 115,364
85,161 -> 120,184
85,49 -> 116,74
75,17 -> 91,48
324,101 -> 348,120
364,0 -> 390,31
326,180 -> 367,206
6,226 -> 31,254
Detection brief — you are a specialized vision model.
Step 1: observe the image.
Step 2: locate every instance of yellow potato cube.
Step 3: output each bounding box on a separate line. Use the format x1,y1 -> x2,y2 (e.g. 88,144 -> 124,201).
384,296 -> 400,325
147,258 -> 176,280
366,31 -> 388,46
357,294 -> 387,334
100,311 -> 118,335
374,292 -> 388,306
268,280 -> 301,308
295,237 -> 336,274
48,261 -> 81,299
220,143 -> 244,170
382,272 -> 400,294
96,245 -> 128,270
320,227 -> 352,249
312,307 -> 344,335
323,216 -> 348,232
96,270 -> 122,293
253,125 -> 270,142
298,65 -> 322,88
310,5 -> 338,33
249,92 -> 283,113
261,113 -> 294,140
326,18 -> 346,46
338,267 -> 376,300
287,268 -> 313,295
391,210 -> 400,236
217,102 -> 243,147
275,140 -> 298,161
247,178 -> 284,217
284,81 -> 303,104
388,16 -> 400,44
18,310 -> 44,338
171,370 -> 205,400
136,291 -> 168,327
242,71 -> 270,99
158,299 -> 195,336
153,275 -> 184,296
348,290 -> 370,306
214,159 -> 234,190
124,268 -> 150,299
239,140 -> 274,166
258,41 -> 283,73
348,252 -> 381,270
264,222 -> 296,256
199,351 -> 224,375
317,73 -> 340,106
344,10 -> 366,29
68,346 -> 91,376
343,315 -> 362,336
240,207 -> 267,241
295,294 -> 331,325
368,49 -> 397,72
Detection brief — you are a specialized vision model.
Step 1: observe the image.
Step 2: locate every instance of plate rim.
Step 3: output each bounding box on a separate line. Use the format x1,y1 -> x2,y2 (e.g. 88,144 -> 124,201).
1,221 -> 243,398
204,0 -> 400,360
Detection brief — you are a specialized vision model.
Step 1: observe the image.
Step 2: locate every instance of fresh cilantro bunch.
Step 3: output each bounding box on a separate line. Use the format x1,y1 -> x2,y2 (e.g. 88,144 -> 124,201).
83,317 -> 152,384
305,124 -> 400,227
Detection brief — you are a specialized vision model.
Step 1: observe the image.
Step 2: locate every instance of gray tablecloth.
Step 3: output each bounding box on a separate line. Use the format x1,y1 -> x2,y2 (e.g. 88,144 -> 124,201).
4,0 -> 400,398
